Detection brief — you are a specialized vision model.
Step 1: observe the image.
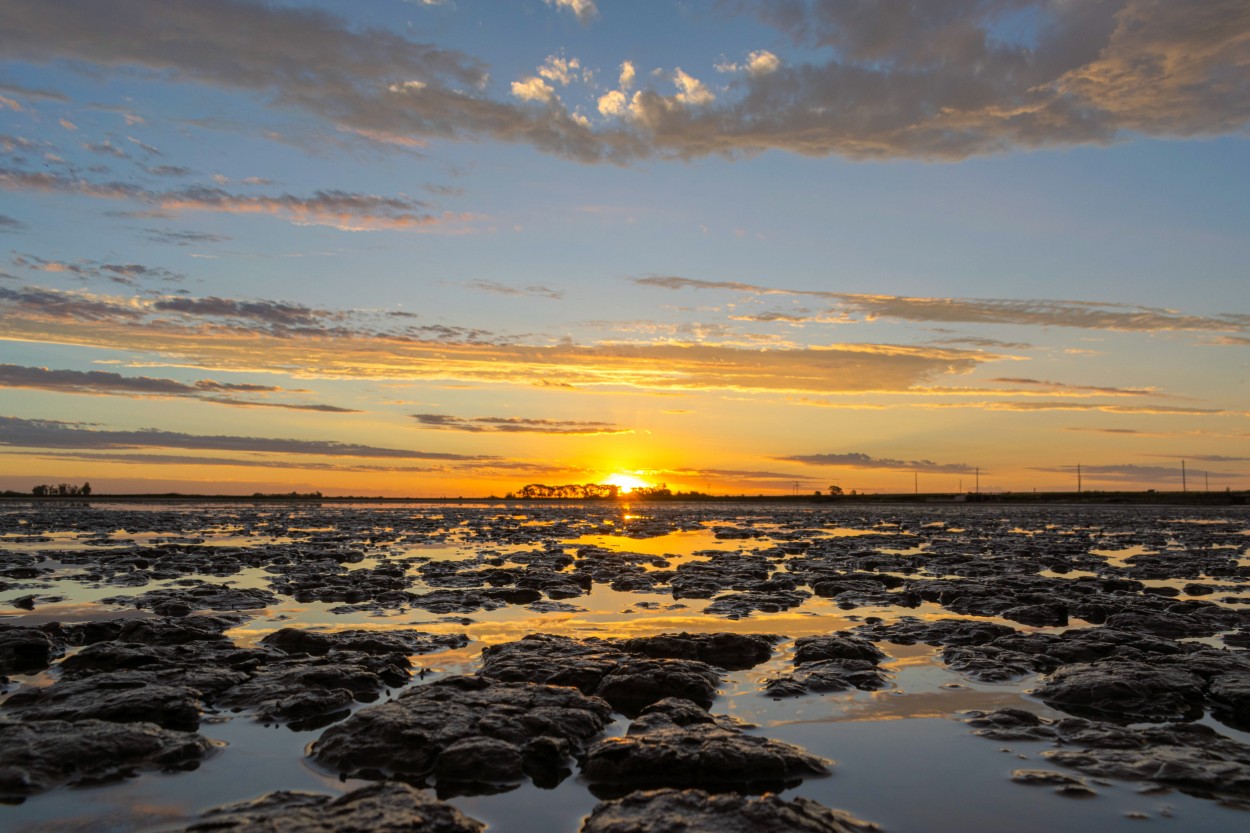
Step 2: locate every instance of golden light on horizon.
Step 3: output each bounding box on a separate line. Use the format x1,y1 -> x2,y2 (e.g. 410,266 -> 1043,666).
603,472 -> 651,493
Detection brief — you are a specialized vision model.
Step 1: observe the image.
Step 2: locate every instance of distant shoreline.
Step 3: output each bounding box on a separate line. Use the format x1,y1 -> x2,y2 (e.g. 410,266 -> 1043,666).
3,491 -> 1247,507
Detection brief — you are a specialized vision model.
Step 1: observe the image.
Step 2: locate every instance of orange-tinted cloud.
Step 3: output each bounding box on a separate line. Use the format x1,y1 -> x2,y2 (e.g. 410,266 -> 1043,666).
0,415 -> 488,460
0,363 -> 360,413
634,276 -> 1250,333
411,414 -> 631,435
0,286 -> 992,394
774,452 -> 974,474
0,167 -> 466,231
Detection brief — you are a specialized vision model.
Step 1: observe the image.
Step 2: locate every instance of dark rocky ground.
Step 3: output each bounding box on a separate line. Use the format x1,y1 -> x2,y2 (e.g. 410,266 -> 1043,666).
1,501 -> 1248,831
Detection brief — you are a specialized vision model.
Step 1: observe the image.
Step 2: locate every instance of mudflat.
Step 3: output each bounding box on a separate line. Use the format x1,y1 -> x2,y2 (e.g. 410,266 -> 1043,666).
2,501 -> 1248,832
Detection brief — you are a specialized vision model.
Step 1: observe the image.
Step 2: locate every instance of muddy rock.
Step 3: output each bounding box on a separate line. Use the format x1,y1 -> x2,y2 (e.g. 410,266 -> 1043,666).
612,632 -> 780,670
101,583 -> 279,615
854,617 -> 1017,647
260,627 -> 468,657
180,782 -> 484,833
215,652 -> 410,714
581,697 -> 830,794
793,635 -> 887,665
58,639 -> 268,677
0,625 -> 63,675
581,788 -> 881,833
0,718 -> 214,799
480,634 -> 722,714
409,587 -> 543,614
310,675 -> 612,790
1033,661 -> 1207,722
1208,671 -> 1250,729
763,659 -> 889,697
61,615 -> 243,646
763,634 -> 890,697
704,590 -> 811,618
2,670 -> 205,731
965,708 -> 1250,800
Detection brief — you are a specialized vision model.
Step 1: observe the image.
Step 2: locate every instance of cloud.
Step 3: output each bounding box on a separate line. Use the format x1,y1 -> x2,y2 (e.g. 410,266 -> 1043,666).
142,164 -> 194,177
0,165 -> 468,231
12,252 -> 184,285
619,61 -> 636,91
1209,336 -> 1250,346
1028,463 -> 1246,482
717,50 -> 781,76
0,214 -> 24,232
929,336 -> 1033,350
545,0 -> 598,25
82,139 -> 128,158
988,377 -> 1157,397
0,364 -> 361,413
598,90 -> 628,116
411,413 -> 630,434
13,0 -> 1245,162
796,398 -> 1238,416
633,275 -> 1250,333
463,280 -> 563,300
127,136 -> 162,156
0,415 -> 487,460
774,451 -> 974,473
151,296 -> 329,328
142,228 -> 231,246
0,285 -> 993,394
673,69 -> 715,106
0,80 -> 68,102
5,450 -> 445,474
1147,454 -> 1250,463
511,76 -> 556,104
0,284 -> 145,321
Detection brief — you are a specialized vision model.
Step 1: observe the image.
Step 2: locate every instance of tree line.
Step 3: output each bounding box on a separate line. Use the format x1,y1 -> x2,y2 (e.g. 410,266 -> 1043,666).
506,483 -> 680,499
31,482 -> 92,496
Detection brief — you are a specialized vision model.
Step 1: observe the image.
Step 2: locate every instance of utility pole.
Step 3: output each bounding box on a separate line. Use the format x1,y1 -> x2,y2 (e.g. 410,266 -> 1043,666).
914,471 -> 918,495
1182,460 -> 1187,493
975,467 -> 980,495
1205,471 -> 1209,492
1077,463 -> 1082,495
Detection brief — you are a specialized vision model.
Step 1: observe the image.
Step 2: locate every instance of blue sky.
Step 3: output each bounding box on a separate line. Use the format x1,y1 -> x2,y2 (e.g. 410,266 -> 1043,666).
1,0 -> 1247,495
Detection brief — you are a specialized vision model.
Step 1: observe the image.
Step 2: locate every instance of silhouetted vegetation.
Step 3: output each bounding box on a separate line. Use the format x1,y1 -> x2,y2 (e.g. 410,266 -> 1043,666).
509,483 -> 621,499
31,482 -> 91,496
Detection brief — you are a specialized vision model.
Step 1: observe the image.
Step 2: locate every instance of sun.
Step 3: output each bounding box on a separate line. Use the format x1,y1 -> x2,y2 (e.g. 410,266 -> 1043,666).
603,473 -> 651,494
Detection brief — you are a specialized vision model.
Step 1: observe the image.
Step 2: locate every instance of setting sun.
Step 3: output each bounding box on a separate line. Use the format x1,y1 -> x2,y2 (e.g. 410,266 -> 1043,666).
603,473 -> 651,494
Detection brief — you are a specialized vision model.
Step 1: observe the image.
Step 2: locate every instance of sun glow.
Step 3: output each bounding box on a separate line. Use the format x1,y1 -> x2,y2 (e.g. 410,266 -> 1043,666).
604,472 -> 651,493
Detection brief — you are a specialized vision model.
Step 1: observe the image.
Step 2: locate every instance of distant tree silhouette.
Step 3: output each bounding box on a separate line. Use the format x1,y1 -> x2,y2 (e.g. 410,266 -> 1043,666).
517,483 -> 621,499
31,481 -> 90,496
828,485 -> 843,496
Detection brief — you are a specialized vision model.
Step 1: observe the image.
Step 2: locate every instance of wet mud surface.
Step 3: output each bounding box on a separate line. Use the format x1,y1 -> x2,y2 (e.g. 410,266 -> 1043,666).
1,501 -> 1249,831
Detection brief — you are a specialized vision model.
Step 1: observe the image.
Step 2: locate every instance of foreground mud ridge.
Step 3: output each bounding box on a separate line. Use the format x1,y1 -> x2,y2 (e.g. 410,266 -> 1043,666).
1,502 -> 1248,832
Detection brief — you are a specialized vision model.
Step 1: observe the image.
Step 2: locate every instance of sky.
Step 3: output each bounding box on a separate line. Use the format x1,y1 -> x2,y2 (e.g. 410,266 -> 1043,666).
0,0 -> 1247,497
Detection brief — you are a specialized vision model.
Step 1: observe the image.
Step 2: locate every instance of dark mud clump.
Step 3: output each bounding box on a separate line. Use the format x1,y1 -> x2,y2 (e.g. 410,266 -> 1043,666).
3,621 -> 466,731
179,782 -> 484,833
0,718 -> 216,800
965,708 -> 1250,802
309,674 -> 613,793
581,788 -> 881,833
581,697 -> 830,796
479,633 -> 724,715
763,634 -> 890,697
